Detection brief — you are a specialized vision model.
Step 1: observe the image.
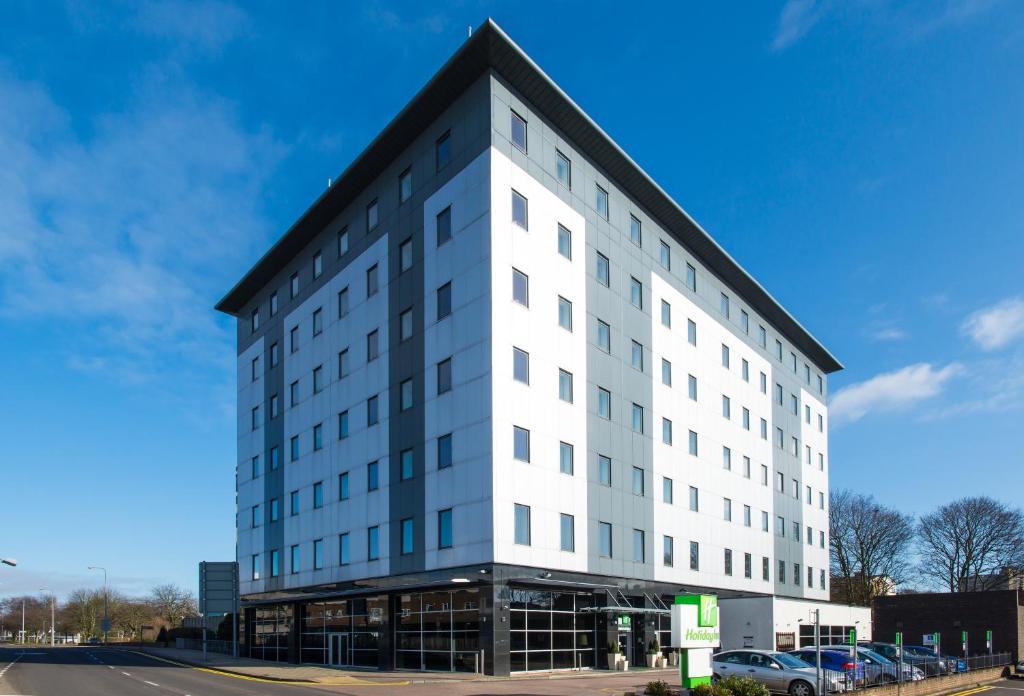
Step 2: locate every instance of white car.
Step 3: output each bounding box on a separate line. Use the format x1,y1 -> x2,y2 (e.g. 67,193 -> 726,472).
1016,659 -> 1024,676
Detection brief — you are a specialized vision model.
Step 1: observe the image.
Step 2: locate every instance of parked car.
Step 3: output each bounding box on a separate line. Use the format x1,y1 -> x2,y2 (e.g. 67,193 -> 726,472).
1015,658 -> 1024,676
822,645 -> 924,683
860,642 -> 946,676
789,649 -> 866,686
712,649 -> 847,696
903,645 -> 956,674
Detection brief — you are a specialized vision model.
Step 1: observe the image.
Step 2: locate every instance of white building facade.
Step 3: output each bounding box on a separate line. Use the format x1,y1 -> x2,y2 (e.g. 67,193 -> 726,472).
218,20 -> 842,675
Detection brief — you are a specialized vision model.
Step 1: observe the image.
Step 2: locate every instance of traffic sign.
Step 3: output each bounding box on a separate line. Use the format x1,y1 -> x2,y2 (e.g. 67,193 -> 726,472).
101,618 -> 111,633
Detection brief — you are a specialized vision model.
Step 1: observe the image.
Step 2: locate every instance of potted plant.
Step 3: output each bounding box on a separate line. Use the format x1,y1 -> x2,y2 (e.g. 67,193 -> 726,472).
647,637 -> 660,668
607,641 -> 621,670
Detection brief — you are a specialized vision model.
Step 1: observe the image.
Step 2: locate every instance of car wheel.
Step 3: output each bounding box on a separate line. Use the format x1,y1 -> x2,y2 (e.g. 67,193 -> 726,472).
789,679 -> 814,696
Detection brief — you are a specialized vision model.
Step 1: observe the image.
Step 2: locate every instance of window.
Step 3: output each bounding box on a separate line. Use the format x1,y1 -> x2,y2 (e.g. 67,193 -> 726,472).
367,461 -> 379,491
776,427 -> 784,449
251,455 -> 260,479
758,325 -> 767,348
776,515 -> 785,536
661,299 -> 671,327
559,441 -> 574,475
514,503 -> 531,545
366,264 -> 378,297
290,272 -> 299,298
290,435 -> 299,461
688,374 -> 697,401
560,514 -> 575,552
313,423 -> 323,451
438,508 -> 453,549
400,378 -> 413,411
791,394 -> 799,415
661,359 -> 672,386
659,240 -> 671,269
760,372 -> 767,393
689,486 -> 699,512
807,525 -> 813,545
332,349 -> 347,380
558,369 -> 573,402
337,227 -> 349,257
722,395 -> 731,419
311,251 -> 323,280
744,504 -> 752,527
818,414 -> 824,432
663,477 -> 673,504
399,308 -> 413,341
743,456 -> 751,478
367,329 -> 379,361
818,374 -> 824,394
744,552 -> 752,579
557,224 -> 572,259
510,110 -> 527,152
597,387 -> 611,419
251,307 -> 260,333
435,130 -> 451,171
721,344 -> 730,368
513,426 -> 530,462
629,214 -> 642,247
721,293 -> 730,319
631,340 -> 644,371
662,417 -> 673,445
595,184 -> 609,219
366,199 -> 378,231
436,281 -> 452,319
511,189 -> 528,229
762,511 -> 769,532
513,347 -> 529,384
251,504 -> 260,527
686,263 -> 696,291
633,529 -> 645,563
741,309 -> 749,333
596,252 -> 610,286
437,433 -> 453,469
689,541 -> 699,570
597,320 -> 611,352
820,530 -> 826,548
742,407 -> 750,430
399,168 -> 412,203
763,557 -> 771,581
512,268 -> 529,306
338,410 -> 349,439
251,405 -> 260,431
664,536 -> 674,566
687,319 -> 697,346
339,472 -> 349,500
400,449 -> 413,480
776,472 -> 785,491
312,365 -> 324,393
290,490 -> 299,516
368,526 -> 379,560
599,455 -> 611,486
631,403 -> 644,433
313,481 -> 323,508
820,569 -> 826,590
761,418 -> 768,440
599,521 -> 612,557
819,453 -> 825,471
436,206 -> 452,247
791,352 -> 798,372
270,342 -> 279,367
794,563 -> 801,586
290,545 -> 299,574
724,548 -> 733,576
775,339 -> 783,361
558,296 -> 572,330
338,286 -> 349,318
339,533 -> 350,565
723,498 -> 732,521
399,238 -> 412,272
742,359 -> 749,381
437,358 -> 452,394
290,325 -> 299,353
270,498 -> 279,521
270,291 -> 278,316
270,446 -> 279,470
556,150 -> 571,187
819,491 -> 825,509
401,518 -> 413,555
632,466 -> 644,496
722,446 -> 732,470
630,277 -> 642,309
804,363 -> 811,384
778,560 -> 786,584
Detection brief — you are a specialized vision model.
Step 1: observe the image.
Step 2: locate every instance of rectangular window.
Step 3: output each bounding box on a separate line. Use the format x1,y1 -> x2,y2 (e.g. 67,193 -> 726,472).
687,319 -> 697,346
597,387 -> 611,419
688,429 -> 698,456
512,268 -> 529,306
776,427 -> 784,449
664,536 -> 674,566
398,167 -> 412,203
595,184 -> 609,219
513,347 -> 529,384
290,545 -> 299,574
777,560 -> 786,584
270,291 -> 278,317
270,446 -> 279,470
556,150 -> 571,188
630,277 -> 643,309
290,325 -> 299,353
721,343 -> 730,368
633,529 -> 645,563
401,518 -> 413,555
742,359 -> 749,382
290,490 -> 299,516
661,299 -> 671,327
339,533 -> 350,565
511,189 -> 528,229
722,446 -> 732,470
435,130 -> 450,172
791,394 -> 799,415
337,286 -> 349,318
366,263 -> 378,297
776,339 -> 783,361
818,414 -> 824,432
510,109 -> 527,152
763,557 -> 770,581
559,441 -> 574,475
597,319 -> 611,352
791,352 -> 798,372
758,324 -> 767,348
659,240 -> 671,269
662,358 -> 672,386
662,417 -> 673,445
513,425 -> 530,462
438,433 -> 453,469
723,498 -> 732,521
290,435 -> 299,461
438,508 -> 453,549
794,563 -> 801,586
686,263 -> 696,291
741,309 -> 749,333
437,358 -> 452,394
744,504 -> 752,527
270,498 -> 279,521
722,395 -> 731,419
399,237 -> 412,272
337,348 -> 349,378
689,541 -> 699,570
251,455 -> 260,479
744,552 -> 752,579
557,224 -> 572,259
596,252 -> 610,286
251,504 -> 260,527
290,272 -> 299,299
313,481 -> 323,508
367,461 -> 379,491
689,486 -> 699,512
760,372 -> 767,393
251,405 -> 260,431
599,454 -> 612,486
338,410 -> 349,439
400,378 -> 413,411
663,476 -> 673,504
777,515 -> 785,536
599,521 -> 612,557
338,227 -> 349,257
514,503 -> 531,545
313,365 -> 324,393
724,548 -> 733,576
366,199 -> 378,231
290,380 -> 299,407
436,281 -> 452,319
313,251 -> 323,279
558,296 -> 572,331
742,407 -> 750,430
776,472 -> 785,491
632,466 -> 644,496
631,340 -> 644,371
631,403 -> 644,433
399,308 -> 413,341
400,449 -> 413,480
251,307 -> 259,333
436,206 -> 452,246
313,423 -> 323,451
688,374 -> 697,401
761,418 -> 768,440
367,329 -> 379,361
762,511 -> 769,532
629,214 -> 642,247
720,293 -> 730,318
339,471 -> 349,500
270,342 -> 279,367
560,513 -> 575,552
368,526 -> 379,560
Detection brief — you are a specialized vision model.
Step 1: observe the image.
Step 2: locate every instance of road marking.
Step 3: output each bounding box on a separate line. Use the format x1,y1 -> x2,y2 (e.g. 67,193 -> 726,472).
122,671 -> 132,676
0,653 -> 22,678
144,681 -> 160,687
948,687 -> 994,696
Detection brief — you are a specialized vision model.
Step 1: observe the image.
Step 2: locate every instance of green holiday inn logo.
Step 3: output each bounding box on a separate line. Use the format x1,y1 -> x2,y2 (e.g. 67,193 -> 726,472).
699,595 -> 718,627
686,627 -> 721,642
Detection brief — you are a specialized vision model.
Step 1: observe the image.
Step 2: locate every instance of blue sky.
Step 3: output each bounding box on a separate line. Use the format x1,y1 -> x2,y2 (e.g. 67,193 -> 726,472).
1,1 -> 1022,598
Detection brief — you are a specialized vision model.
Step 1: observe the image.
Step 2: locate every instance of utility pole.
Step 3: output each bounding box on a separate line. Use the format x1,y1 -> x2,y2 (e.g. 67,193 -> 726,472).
39,590 -> 54,647
21,599 -> 25,644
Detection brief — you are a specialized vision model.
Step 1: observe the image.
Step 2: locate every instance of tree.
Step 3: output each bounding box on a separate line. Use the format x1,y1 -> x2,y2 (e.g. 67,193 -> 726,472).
64,589 -> 103,638
150,584 -> 196,626
917,496 -> 1024,592
829,489 -> 914,605
115,599 -> 154,641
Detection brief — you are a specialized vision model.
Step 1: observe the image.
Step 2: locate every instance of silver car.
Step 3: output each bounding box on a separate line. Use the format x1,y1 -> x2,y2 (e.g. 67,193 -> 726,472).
712,649 -> 846,696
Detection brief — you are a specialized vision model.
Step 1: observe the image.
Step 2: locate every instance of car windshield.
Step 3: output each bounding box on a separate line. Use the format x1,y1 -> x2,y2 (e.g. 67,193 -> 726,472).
860,649 -> 893,665
776,653 -> 811,669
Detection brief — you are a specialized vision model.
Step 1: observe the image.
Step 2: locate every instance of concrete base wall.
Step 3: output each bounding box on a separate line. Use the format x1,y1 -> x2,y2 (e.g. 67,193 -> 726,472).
859,666 -> 1009,696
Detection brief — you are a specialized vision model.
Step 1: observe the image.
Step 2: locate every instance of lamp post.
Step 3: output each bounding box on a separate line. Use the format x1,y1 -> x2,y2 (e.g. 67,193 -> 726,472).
39,589 -> 55,647
87,566 -> 108,644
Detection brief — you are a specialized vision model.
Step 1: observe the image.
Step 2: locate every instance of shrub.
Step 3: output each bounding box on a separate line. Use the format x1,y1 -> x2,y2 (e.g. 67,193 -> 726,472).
692,683 -> 716,696
720,675 -> 770,696
646,679 -> 671,696
649,637 -> 661,653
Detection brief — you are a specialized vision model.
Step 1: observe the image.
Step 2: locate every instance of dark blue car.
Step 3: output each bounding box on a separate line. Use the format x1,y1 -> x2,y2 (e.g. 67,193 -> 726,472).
789,649 -> 868,685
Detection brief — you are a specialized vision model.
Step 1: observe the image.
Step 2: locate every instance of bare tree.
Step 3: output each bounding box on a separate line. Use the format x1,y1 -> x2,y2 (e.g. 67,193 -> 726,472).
830,489 -> 915,604
150,584 -> 197,626
64,589 -> 103,638
917,496 -> 1024,592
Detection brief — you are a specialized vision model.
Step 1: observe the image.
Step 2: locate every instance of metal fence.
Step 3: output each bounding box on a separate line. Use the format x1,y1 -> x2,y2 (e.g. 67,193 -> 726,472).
813,651 -> 1012,693
176,637 -> 234,656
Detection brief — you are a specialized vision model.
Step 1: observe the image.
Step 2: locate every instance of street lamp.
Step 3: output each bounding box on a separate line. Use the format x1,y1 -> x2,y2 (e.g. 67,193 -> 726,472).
39,589 -> 55,647
87,566 -> 108,645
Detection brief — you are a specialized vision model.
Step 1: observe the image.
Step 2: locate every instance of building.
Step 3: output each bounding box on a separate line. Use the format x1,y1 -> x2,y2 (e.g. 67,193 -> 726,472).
720,597 -> 871,652
873,590 -> 1024,660
216,19 -> 842,675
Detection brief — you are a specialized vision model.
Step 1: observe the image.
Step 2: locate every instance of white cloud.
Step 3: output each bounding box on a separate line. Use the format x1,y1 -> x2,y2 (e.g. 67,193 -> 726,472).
870,326 -> 908,341
771,0 -> 830,51
961,297 -> 1024,351
830,362 -> 962,425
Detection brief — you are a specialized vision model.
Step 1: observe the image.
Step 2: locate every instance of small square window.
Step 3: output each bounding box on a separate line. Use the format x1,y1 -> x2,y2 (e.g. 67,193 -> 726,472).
399,168 -> 412,203
556,150 -> 571,188
595,184 -> 609,219
510,110 -> 527,152
435,130 -> 451,172
557,224 -> 572,259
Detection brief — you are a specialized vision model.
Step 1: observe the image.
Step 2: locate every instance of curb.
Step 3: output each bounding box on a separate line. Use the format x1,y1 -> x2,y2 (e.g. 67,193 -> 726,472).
123,648 -> 317,683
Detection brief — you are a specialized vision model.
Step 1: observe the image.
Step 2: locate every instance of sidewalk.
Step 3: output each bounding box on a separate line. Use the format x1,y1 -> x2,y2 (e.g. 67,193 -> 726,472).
130,645 -> 678,686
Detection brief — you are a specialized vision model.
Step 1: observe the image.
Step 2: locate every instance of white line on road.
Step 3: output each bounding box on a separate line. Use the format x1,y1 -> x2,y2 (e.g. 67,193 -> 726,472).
144,681 -> 160,687
122,671 -> 131,676
0,653 -> 21,677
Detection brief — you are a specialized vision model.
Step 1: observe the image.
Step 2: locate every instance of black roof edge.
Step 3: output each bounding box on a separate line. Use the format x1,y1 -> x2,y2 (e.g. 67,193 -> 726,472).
215,18 -> 842,374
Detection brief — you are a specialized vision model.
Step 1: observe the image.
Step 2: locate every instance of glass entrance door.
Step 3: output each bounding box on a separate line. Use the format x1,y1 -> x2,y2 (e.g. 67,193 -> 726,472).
329,633 -> 350,666
618,632 -> 631,665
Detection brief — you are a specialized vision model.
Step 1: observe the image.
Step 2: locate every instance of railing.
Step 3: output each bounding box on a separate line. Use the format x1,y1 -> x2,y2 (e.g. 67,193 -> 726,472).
176,637 -> 234,655
812,652 -> 1012,694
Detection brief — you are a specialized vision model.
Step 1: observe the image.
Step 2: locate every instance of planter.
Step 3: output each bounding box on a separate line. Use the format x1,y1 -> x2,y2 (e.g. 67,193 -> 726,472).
607,653 -> 620,670
647,654 -> 657,668
669,651 -> 679,667
617,658 -> 629,671
655,656 -> 666,669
